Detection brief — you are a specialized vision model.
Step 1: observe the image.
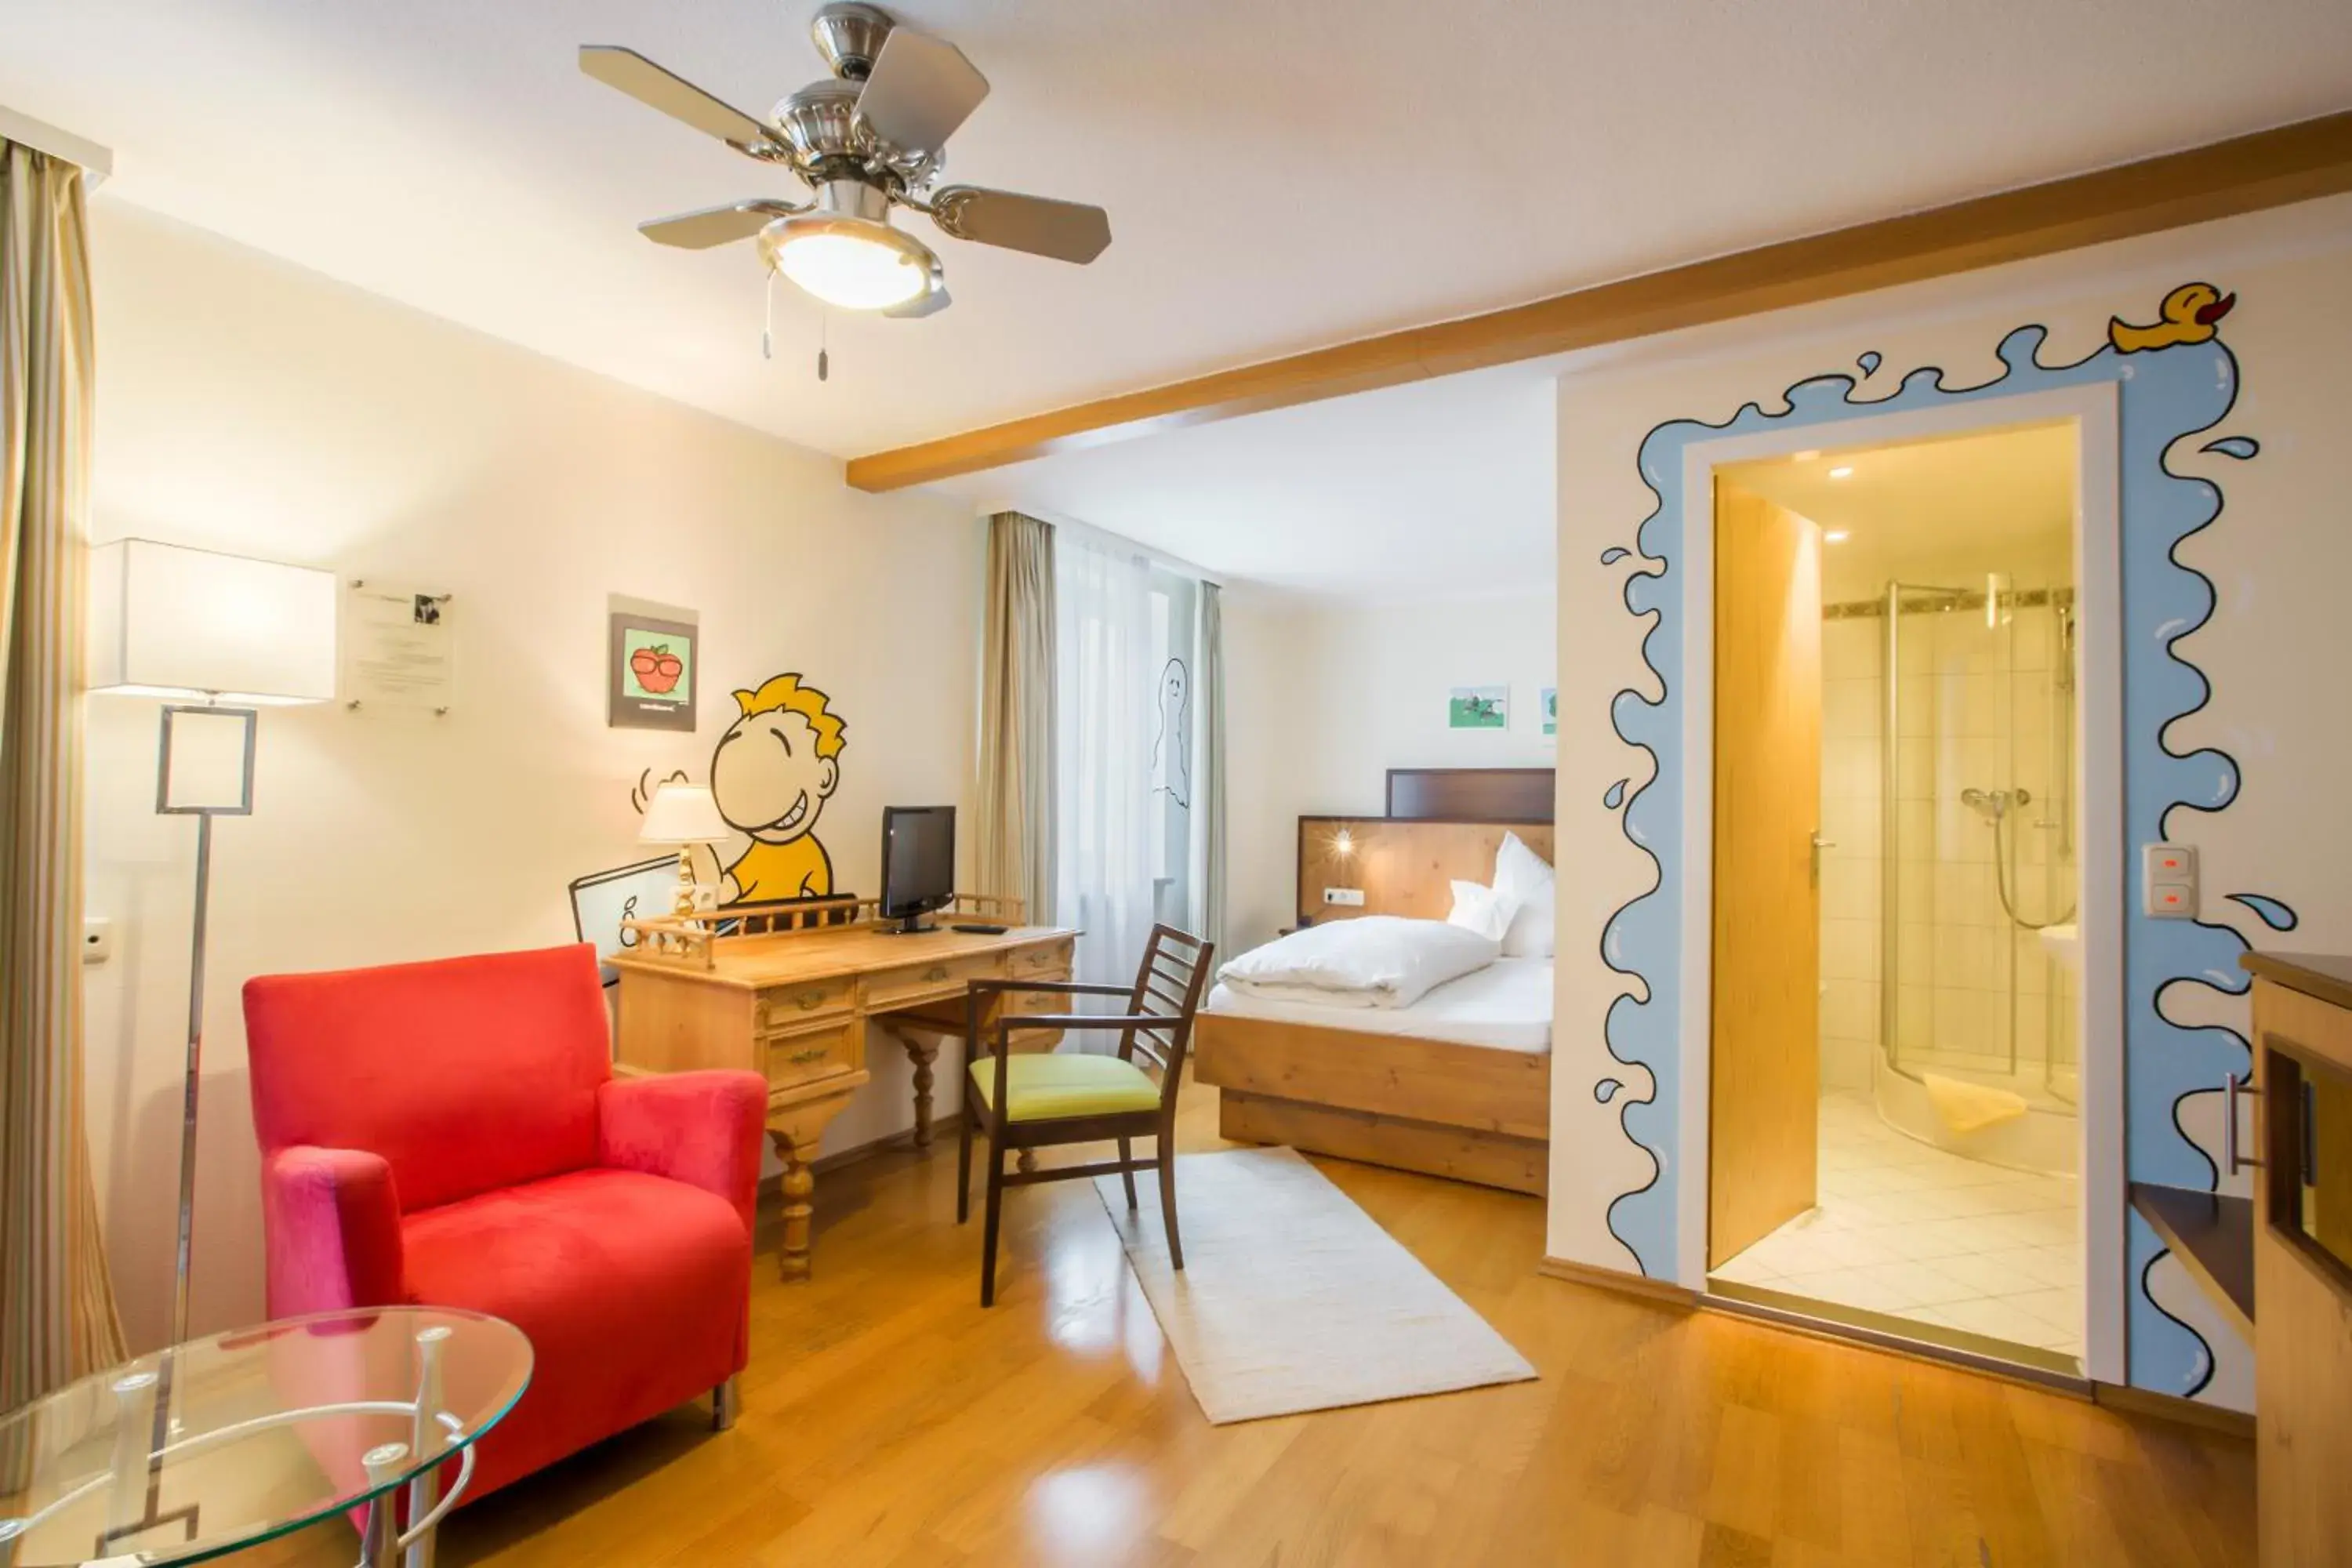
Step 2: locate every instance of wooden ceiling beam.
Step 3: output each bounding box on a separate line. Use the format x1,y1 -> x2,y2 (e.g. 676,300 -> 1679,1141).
846,110 -> 2352,492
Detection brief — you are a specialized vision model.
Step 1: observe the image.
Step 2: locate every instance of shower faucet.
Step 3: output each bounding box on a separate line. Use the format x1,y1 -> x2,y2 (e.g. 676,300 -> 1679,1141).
1961,787 -> 2009,821
1961,786 -> 2033,822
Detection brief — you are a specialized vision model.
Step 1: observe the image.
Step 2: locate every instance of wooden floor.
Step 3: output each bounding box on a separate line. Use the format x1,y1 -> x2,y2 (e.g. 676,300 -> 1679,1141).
263,1078 -> 2252,1566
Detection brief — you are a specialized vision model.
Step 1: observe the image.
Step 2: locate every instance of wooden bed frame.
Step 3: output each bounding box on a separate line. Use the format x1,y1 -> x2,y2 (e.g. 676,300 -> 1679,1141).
1194,770 -> 1555,1196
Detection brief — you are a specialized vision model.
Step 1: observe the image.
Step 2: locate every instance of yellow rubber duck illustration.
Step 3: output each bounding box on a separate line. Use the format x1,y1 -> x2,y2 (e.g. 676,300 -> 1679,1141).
2109,282 -> 2234,354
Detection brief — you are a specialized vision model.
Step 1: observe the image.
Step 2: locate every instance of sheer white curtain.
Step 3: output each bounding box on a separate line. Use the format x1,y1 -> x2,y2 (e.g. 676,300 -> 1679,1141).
1193,581 -> 1226,966
1053,528 -> 1157,1000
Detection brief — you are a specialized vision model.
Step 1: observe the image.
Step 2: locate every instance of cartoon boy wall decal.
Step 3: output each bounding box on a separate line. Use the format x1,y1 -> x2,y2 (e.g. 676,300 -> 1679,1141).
692,673 -> 847,903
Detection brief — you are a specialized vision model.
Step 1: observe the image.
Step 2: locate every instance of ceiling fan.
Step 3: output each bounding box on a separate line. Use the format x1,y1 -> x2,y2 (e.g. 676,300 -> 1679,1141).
580,4 -> 1110,319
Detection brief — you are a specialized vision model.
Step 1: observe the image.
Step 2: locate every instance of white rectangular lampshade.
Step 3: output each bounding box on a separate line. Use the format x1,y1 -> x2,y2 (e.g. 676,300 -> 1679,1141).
639,783 -> 731,845
88,539 -> 338,704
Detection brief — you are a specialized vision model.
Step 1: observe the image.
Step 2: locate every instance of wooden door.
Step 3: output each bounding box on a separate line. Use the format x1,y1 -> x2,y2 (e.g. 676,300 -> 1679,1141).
1708,482 -> 1823,1269
2252,977 -> 2352,1566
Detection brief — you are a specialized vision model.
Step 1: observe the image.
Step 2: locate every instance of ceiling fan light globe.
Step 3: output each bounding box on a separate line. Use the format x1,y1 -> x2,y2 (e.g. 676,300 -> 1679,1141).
779,234 -> 927,310
761,216 -> 935,311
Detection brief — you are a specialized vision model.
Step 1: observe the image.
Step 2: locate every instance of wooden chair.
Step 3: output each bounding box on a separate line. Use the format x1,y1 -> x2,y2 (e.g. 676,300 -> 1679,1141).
956,924 -> 1214,1306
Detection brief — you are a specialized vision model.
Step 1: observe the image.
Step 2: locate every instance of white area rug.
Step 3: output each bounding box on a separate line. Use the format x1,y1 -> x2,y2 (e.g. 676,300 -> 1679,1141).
1093,1145 -> 1537,1424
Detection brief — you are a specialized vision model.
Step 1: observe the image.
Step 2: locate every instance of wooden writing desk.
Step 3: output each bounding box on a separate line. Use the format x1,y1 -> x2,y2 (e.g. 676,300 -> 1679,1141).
608,896 -> 1076,1281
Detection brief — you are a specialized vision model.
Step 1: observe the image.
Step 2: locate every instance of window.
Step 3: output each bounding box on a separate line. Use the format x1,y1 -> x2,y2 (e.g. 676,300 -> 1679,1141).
1054,531 -> 1204,993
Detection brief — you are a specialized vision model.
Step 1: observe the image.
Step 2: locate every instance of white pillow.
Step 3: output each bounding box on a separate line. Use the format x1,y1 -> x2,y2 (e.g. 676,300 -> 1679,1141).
1446,880 -> 1519,942
1493,832 -> 1556,958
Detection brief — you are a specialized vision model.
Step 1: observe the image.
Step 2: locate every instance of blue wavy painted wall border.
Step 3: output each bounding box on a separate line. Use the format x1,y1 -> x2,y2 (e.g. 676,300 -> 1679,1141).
1594,317 -> 2285,1396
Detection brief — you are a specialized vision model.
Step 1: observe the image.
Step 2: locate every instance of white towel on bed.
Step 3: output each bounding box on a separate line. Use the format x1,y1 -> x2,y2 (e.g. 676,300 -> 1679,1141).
1217,916 -> 1499,1010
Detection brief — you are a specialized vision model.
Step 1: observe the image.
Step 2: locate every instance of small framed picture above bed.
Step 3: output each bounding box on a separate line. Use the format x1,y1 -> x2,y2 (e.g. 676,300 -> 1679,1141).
1446,685 -> 1509,730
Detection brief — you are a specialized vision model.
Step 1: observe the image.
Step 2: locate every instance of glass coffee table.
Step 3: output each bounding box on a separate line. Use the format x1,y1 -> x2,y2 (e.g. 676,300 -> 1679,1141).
0,1305 -> 530,1567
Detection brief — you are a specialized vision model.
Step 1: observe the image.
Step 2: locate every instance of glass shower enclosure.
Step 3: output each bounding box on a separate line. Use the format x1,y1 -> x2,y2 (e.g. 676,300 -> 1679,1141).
1871,574 -> 2079,1167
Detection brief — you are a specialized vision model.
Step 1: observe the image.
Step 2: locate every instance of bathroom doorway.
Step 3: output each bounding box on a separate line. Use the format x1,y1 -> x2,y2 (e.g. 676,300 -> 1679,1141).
1704,419 -> 2092,1378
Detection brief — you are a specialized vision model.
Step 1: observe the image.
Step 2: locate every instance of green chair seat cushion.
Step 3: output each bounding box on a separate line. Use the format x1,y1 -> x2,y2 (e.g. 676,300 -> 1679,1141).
969,1052 -> 1162,1121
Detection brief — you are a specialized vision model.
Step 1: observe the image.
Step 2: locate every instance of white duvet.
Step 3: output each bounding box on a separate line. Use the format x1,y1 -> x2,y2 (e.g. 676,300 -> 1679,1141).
1216,916 -> 1499,1011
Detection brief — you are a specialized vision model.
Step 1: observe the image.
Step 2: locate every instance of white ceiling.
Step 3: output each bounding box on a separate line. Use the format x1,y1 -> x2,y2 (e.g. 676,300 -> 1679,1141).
6,0 -> 2349,467
949,363 -> 1559,601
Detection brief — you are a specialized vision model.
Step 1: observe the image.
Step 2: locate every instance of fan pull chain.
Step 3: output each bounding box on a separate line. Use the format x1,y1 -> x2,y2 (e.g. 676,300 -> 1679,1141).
818,311 -> 829,383
761,268 -> 776,361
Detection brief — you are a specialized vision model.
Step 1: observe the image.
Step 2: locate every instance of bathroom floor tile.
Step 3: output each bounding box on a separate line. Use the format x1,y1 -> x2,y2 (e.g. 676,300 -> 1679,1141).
1713,1090 -> 2088,1365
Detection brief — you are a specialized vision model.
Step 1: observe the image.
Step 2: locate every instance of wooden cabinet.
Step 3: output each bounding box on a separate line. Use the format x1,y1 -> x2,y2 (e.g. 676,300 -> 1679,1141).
2243,953 -> 2352,1568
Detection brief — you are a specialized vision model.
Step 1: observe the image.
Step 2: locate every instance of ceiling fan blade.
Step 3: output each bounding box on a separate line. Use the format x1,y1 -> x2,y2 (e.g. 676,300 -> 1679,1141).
884,281 -> 952,319
855,28 -> 989,154
638,200 -> 803,249
928,187 -> 1110,264
580,45 -> 775,150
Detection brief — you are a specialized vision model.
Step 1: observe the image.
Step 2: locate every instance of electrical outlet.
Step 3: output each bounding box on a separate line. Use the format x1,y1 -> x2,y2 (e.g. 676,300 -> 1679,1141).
1323,887 -> 1366,907
82,916 -> 113,964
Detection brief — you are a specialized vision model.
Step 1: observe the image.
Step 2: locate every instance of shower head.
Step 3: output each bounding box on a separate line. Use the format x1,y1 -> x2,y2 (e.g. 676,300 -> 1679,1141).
1960,787 -> 2009,822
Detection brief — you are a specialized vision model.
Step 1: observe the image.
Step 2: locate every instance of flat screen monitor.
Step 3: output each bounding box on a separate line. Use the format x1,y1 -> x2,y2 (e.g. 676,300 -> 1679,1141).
880,805 -> 955,933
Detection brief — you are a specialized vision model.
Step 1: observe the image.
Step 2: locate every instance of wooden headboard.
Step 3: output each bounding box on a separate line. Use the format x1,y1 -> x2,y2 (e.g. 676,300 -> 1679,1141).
1385,768 -> 1555,823
1296,815 -> 1555,925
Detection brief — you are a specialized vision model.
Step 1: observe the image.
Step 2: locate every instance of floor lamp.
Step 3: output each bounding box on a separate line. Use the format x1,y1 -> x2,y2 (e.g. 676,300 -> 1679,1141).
88,539 -> 338,1346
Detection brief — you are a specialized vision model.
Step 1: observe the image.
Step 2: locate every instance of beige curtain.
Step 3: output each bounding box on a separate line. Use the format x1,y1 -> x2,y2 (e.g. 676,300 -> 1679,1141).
1196,582 -> 1227,962
1,140 -> 125,1410
976,513 -> 1057,921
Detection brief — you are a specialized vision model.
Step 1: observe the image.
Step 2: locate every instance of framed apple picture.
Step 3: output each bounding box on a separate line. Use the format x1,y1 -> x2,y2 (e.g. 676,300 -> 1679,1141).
608,610 -> 698,731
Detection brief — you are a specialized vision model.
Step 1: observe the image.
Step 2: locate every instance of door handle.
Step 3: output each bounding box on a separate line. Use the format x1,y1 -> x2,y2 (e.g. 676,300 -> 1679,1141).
2225,1069 -> 2263,1174
1810,832 -> 1835,887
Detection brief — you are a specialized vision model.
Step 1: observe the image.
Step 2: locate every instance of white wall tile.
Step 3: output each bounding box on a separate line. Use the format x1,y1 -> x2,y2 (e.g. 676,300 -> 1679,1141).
1821,793 -> 1880,852
1897,674 -> 1933,738
1896,738 -> 1934,799
1933,862 -> 1991,927
1896,800 -> 1933,862
1822,917 -> 1881,982
1896,983 -> 1933,1048
1824,677 -> 1882,739
1821,856 -> 1877,920
1823,978 -> 1881,1042
1822,617 -> 1882,678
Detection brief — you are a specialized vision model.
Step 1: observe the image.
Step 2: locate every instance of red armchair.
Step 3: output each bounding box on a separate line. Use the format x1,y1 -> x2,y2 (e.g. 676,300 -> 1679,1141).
244,943 -> 766,1498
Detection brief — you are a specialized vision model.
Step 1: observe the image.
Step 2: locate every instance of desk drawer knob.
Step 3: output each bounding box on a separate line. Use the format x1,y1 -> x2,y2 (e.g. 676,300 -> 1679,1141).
924,965 -> 949,982
794,990 -> 826,1011
787,1044 -> 830,1065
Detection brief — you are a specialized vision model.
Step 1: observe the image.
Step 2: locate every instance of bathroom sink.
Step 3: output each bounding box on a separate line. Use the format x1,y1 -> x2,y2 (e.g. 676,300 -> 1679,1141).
2038,922 -> 2081,974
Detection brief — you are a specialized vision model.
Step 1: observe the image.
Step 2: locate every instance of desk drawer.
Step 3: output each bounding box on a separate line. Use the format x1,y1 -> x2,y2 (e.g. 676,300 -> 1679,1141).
866,950 -> 1006,1011
1011,938 -> 1076,978
763,1017 -> 862,1092
757,977 -> 853,1030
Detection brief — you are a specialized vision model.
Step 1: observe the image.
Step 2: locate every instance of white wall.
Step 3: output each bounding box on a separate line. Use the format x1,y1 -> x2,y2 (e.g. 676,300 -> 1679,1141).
1222,590 -> 1555,953
80,202 -> 982,1351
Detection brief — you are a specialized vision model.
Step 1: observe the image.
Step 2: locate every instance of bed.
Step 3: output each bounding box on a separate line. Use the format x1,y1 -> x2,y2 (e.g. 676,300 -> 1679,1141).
1193,770 -> 1555,1196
